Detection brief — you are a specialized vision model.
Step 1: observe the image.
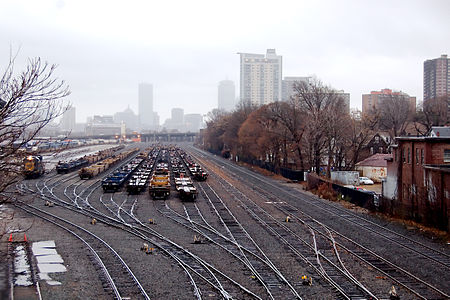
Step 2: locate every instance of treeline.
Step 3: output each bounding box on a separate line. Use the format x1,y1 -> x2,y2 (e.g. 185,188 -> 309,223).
203,78 -> 448,177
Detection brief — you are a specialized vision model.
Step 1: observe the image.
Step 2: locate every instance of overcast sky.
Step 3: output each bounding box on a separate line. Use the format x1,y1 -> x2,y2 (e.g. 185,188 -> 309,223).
1,0 -> 449,123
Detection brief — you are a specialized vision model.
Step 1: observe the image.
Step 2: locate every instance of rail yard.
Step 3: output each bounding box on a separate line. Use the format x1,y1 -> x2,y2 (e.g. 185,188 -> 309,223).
1,143 -> 449,300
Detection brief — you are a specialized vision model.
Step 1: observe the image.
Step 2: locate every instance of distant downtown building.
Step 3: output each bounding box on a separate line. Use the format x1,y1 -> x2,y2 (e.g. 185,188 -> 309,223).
184,114 -> 203,132
282,76 -> 310,101
218,80 -> 236,111
113,106 -> 139,131
138,83 -> 154,130
362,88 -> 416,116
239,49 -> 282,106
423,54 -> 449,101
60,105 -> 76,132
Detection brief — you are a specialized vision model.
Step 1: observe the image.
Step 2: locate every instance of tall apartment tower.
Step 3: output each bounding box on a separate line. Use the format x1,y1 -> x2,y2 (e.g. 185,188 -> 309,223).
423,54 -> 449,101
218,80 -> 236,111
138,83 -> 154,130
239,49 -> 282,106
282,76 -> 310,101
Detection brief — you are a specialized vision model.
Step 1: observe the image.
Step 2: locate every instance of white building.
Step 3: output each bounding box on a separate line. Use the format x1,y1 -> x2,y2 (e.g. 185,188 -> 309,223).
218,80 -> 236,111
239,49 -> 282,106
282,77 -> 311,101
60,106 -> 76,132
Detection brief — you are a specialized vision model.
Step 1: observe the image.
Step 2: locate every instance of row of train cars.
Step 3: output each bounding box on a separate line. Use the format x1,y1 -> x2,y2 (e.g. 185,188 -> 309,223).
23,145 -> 208,201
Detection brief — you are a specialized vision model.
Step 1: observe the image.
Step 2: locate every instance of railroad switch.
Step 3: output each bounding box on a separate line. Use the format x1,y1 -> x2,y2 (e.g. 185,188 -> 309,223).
193,235 -> 202,244
389,286 -> 400,300
141,243 -> 149,252
301,275 -> 312,286
91,218 -> 97,225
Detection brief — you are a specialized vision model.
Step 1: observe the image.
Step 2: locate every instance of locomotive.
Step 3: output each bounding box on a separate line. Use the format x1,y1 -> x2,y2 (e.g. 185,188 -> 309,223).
23,155 -> 45,179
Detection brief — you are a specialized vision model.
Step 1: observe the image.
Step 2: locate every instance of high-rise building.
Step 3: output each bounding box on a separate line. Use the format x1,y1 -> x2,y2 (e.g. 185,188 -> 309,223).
184,114 -> 203,132
138,83 -> 154,130
114,106 -> 138,131
423,54 -> 449,101
282,77 -> 310,101
336,90 -> 351,114
362,88 -> 416,116
218,80 -> 236,111
163,108 -> 184,131
239,49 -> 282,106
60,105 -> 76,132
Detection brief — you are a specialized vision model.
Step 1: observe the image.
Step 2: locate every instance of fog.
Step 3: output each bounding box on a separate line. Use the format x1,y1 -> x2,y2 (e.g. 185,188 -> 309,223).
1,0 -> 449,123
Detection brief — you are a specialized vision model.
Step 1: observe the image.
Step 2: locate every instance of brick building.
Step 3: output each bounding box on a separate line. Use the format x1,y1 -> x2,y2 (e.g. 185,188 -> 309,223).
383,135 -> 450,230
362,88 -> 416,116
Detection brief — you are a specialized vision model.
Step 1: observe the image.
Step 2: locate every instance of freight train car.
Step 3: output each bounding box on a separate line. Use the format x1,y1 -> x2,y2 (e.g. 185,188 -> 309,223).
56,158 -> 88,174
23,155 -> 45,179
174,176 -> 197,200
79,148 -> 138,180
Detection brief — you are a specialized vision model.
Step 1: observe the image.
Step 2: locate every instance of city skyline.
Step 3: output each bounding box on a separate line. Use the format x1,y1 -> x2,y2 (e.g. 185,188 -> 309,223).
1,0 -> 449,122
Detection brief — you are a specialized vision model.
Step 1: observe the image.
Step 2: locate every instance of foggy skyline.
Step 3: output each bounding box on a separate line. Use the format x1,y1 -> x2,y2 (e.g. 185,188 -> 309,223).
1,0 -> 449,123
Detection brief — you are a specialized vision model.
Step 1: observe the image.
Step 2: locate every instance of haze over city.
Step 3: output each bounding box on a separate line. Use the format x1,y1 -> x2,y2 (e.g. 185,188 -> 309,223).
1,0 -> 449,123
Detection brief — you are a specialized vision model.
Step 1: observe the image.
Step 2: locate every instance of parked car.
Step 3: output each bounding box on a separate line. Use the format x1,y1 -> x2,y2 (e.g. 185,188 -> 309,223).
359,177 -> 374,185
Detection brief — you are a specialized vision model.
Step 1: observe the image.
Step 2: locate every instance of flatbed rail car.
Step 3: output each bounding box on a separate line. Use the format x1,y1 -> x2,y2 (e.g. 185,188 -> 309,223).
56,158 -> 88,174
79,148 -> 139,180
177,149 -> 208,181
23,155 -> 45,179
126,147 -> 159,194
102,157 -> 143,192
174,176 -> 198,200
149,174 -> 171,199
127,160 -> 154,194
149,161 -> 171,199
56,145 -> 125,174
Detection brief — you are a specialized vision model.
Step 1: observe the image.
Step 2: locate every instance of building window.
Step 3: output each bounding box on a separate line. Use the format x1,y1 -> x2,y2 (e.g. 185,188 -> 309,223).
379,147 -> 383,153
416,148 -> 419,164
407,148 -> 410,163
403,148 -> 406,162
375,136 -> 379,143
370,147 -> 374,154
444,149 -> 450,163
421,148 -> 424,164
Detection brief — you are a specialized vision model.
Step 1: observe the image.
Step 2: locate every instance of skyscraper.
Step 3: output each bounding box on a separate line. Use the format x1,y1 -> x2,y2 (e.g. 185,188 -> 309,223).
239,49 -> 282,106
218,80 -> 236,111
282,76 -> 310,101
423,54 -> 449,101
60,105 -> 76,132
138,83 -> 154,130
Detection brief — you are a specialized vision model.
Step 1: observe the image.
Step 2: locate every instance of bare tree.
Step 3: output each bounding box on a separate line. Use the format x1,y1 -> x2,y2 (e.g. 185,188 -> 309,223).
372,93 -> 414,140
268,99 -> 306,170
238,104 -> 286,167
414,96 -> 449,135
292,78 -> 347,175
0,56 -> 70,196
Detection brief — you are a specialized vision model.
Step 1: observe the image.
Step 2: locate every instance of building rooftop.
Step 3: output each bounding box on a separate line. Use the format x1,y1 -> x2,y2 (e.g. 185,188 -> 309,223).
356,153 -> 392,167
431,126 -> 450,138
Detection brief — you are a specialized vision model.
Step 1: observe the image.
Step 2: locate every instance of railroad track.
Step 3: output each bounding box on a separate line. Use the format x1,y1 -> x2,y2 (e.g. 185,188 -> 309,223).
203,176 -> 378,300
13,200 -> 150,300
198,181 -> 302,299
187,145 -> 450,299
19,164 -> 260,299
